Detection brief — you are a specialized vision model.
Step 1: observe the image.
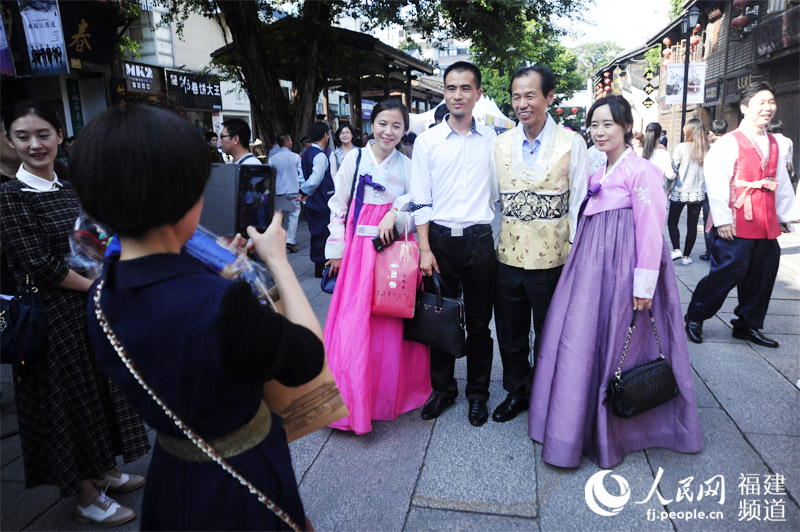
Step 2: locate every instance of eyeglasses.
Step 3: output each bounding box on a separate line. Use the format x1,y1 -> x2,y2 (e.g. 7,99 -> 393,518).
219,134 -> 233,139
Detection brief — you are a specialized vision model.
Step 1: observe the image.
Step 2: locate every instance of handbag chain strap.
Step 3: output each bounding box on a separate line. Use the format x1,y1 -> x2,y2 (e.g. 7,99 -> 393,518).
92,280 -> 301,532
615,309 -> 664,380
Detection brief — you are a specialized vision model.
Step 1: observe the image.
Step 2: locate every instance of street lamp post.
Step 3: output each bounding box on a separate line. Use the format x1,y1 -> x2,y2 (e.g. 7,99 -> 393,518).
680,6 -> 701,142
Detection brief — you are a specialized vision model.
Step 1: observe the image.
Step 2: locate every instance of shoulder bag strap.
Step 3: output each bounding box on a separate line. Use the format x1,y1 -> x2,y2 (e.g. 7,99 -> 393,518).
614,309 -> 665,379
344,148 -> 363,234
92,281 -> 301,532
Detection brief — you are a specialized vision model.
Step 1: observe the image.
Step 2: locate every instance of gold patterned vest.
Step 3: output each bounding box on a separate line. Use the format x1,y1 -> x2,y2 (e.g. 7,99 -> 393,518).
496,125 -> 574,270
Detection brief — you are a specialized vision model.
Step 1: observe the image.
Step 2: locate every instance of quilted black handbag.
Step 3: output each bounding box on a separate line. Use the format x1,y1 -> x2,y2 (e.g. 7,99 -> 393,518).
1,275 -> 48,366
403,271 -> 466,358
606,309 -> 679,419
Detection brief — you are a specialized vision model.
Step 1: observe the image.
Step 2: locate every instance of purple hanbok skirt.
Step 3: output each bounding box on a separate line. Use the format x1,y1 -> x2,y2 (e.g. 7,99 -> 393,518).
529,208 -> 702,468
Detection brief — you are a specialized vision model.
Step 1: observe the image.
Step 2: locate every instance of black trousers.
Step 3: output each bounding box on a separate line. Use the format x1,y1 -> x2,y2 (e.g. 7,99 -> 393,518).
425,223 -> 496,401
701,198 -> 713,254
688,233 -> 780,329
494,262 -> 563,400
305,208 -> 330,268
668,201 -> 703,256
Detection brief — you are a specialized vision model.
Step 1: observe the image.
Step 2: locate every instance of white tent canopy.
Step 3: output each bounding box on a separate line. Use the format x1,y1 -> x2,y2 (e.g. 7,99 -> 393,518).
408,97 -> 515,134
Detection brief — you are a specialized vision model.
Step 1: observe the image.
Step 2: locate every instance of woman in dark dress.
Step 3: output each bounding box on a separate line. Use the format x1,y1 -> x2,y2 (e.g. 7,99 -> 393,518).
70,104 -> 325,530
1,102 -> 150,526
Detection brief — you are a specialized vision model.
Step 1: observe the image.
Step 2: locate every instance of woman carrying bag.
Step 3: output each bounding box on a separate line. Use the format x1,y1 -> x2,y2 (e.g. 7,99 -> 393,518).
529,96 -> 702,469
669,118 -> 709,265
323,99 -> 431,435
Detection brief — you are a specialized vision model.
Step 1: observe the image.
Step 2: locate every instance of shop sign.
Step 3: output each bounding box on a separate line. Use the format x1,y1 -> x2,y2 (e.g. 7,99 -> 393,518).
362,99 -> 375,121
60,0 -> 115,66
704,82 -> 719,104
0,14 -> 14,76
123,61 -> 162,95
642,97 -> 654,109
643,84 -> 655,95
165,69 -> 222,110
19,0 -> 69,76
754,5 -> 800,57
65,78 -> 83,134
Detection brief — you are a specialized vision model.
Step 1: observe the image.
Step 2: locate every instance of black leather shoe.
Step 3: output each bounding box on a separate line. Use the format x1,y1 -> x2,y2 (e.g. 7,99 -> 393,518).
492,396 -> 528,423
685,315 -> 703,344
421,394 -> 455,420
468,399 -> 488,426
699,252 -> 710,261
732,326 -> 779,348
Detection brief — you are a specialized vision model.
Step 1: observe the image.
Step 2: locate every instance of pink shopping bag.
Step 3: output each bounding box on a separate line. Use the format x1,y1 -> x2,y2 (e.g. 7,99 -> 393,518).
371,236 -> 420,319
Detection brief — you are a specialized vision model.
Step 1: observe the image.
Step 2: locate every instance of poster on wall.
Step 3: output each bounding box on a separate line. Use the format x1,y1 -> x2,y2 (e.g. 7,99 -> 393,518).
18,0 -> 69,76
0,15 -> 15,76
664,62 -> 706,106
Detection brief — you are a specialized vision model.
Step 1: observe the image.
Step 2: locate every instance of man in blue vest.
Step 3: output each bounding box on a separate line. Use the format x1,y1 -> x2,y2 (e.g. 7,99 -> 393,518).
300,122 -> 334,277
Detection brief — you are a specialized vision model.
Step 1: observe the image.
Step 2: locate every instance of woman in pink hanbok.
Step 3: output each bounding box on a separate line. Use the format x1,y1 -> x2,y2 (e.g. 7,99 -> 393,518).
529,95 -> 702,468
323,99 -> 431,434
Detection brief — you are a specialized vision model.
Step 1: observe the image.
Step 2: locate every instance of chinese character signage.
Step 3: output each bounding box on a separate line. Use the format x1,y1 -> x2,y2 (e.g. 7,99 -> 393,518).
123,61 -> 162,95
18,0 -> 68,76
0,13 -> 14,76
165,69 -> 222,111
65,78 -> 83,133
664,62 -> 706,106
60,0 -> 115,65
704,82 -> 720,104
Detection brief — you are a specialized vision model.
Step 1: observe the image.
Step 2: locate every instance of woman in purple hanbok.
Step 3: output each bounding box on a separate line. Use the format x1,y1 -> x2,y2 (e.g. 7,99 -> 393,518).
529,96 -> 702,468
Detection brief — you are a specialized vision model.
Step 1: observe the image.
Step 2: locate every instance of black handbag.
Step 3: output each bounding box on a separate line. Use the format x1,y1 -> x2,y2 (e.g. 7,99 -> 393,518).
606,309 -> 679,419
321,149 -> 363,295
403,271 -> 466,358
1,275 -> 48,366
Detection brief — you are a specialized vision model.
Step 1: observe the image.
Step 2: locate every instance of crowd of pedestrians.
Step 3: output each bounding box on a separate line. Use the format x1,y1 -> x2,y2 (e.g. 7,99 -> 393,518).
1,59 -> 798,530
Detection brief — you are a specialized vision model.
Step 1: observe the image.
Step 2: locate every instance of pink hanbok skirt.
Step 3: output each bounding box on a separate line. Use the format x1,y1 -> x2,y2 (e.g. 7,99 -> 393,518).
324,203 -> 431,434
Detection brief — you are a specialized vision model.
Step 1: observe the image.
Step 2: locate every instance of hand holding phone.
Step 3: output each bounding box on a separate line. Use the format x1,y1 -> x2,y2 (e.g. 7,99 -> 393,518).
372,227 -> 400,252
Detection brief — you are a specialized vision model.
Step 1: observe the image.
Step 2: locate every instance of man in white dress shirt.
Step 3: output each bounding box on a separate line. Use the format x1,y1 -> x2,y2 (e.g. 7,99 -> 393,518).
490,66 -> 589,423
409,61 -> 497,426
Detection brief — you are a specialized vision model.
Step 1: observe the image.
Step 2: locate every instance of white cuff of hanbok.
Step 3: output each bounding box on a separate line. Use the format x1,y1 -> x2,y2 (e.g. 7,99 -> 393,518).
633,268 -> 659,299
325,224 -> 345,260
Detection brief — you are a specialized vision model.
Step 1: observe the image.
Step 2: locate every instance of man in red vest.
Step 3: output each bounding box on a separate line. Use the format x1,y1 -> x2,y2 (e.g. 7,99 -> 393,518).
685,81 -> 798,347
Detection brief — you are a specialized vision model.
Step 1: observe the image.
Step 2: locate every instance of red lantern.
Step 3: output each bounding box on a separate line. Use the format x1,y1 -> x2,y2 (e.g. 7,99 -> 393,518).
604,86 -> 612,92
690,35 -> 701,46
556,108 -> 563,115
603,72 -> 611,77
663,37 -> 672,47
604,78 -> 611,85
571,107 -> 579,115
662,48 -> 672,57
732,15 -> 750,29
694,23 -> 702,33
733,0 -> 751,8
597,84 -> 603,90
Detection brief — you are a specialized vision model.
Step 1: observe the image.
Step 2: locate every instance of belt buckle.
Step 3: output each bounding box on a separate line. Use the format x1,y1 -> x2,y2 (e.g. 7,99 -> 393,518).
451,226 -> 463,237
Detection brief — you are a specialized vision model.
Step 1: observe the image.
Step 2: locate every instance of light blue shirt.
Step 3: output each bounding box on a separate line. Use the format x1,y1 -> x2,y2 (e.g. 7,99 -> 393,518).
268,147 -> 301,195
521,119 -> 549,167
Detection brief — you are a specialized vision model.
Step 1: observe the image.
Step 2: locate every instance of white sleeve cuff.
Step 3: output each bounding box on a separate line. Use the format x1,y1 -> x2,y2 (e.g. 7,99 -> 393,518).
633,268 -> 659,299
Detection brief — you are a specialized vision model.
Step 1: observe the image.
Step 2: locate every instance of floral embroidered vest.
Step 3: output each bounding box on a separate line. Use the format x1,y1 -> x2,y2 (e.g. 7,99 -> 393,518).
496,126 -> 574,270
728,130 -> 781,239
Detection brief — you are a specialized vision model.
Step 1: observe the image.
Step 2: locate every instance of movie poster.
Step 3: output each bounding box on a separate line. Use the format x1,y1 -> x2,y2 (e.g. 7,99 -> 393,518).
664,62 -> 706,106
0,15 -> 14,76
18,0 -> 69,76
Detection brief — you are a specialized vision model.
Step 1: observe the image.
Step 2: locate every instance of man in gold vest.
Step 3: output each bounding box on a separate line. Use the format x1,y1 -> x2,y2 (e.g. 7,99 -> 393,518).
490,66 -> 589,423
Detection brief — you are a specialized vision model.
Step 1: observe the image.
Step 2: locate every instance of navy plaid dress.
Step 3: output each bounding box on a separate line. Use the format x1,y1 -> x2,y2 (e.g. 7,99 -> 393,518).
0,178 -> 150,497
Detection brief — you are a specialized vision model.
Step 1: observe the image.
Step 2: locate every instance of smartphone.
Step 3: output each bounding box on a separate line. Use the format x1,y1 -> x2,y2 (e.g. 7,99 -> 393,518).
372,227 -> 400,252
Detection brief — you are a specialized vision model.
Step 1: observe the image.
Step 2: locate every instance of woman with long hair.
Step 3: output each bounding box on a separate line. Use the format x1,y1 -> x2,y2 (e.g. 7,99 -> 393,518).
329,123 -> 357,176
1,102 -> 150,525
641,122 -> 674,184
323,99 -> 431,434
669,118 -> 709,265
529,95 -> 701,468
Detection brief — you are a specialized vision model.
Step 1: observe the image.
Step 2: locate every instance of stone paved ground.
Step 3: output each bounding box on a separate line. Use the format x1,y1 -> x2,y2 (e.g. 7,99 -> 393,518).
2,208 -> 798,531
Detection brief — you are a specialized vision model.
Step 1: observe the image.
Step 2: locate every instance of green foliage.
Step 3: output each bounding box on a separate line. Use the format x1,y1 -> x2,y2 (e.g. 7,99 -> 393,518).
119,35 -> 142,59
669,0 -> 683,20
644,45 -> 663,74
572,41 -> 624,81
398,36 -> 422,55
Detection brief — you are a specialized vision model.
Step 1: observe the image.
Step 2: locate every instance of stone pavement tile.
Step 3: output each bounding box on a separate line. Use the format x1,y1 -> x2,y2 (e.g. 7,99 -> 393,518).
720,297 -> 800,316
647,408 -> 799,531
534,446 -> 671,532
2,454 -> 24,482
1,410 -> 18,435
718,312 -> 799,336
298,409 -> 432,531
746,434 -> 800,504
0,482 -> 60,532
290,426 -> 332,481
404,507 -> 537,531
746,334 -> 800,384
414,382 -> 537,518
691,342 -> 800,436
691,368 -> 719,409
1,433 -> 21,467
676,282 -> 694,304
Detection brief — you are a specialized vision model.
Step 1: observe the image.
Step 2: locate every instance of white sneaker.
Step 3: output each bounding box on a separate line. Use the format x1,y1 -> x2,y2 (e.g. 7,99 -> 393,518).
76,491 -> 135,526
682,257 -> 693,265
671,250 -> 682,260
